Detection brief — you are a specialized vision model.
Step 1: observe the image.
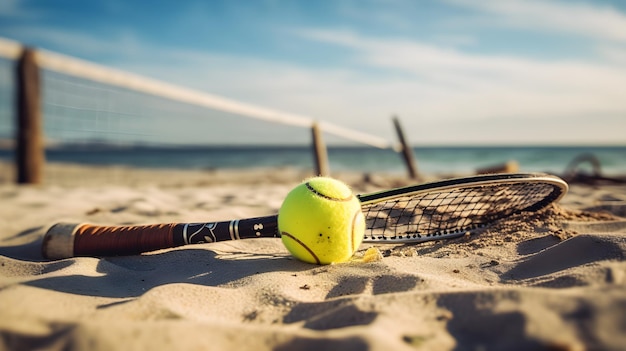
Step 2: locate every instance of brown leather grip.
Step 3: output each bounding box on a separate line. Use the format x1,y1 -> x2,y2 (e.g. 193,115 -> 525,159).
73,223 -> 178,257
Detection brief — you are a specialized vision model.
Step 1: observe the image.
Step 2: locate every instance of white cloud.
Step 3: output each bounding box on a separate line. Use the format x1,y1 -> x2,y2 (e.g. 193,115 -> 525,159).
447,0 -> 626,42
298,29 -> 626,111
0,0 -> 21,16
598,45 -> 626,64
0,0 -> 43,19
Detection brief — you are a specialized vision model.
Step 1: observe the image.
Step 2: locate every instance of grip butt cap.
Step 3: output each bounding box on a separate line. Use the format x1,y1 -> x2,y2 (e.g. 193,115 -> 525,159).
42,222 -> 81,260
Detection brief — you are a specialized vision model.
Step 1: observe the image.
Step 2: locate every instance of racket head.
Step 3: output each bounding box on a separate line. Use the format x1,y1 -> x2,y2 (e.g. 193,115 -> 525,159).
358,173 -> 568,243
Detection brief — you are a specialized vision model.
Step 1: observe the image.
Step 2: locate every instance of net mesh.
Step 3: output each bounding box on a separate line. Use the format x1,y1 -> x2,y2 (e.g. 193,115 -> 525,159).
42,70 -> 313,147
0,49 -> 390,184
1,66 -> 317,184
362,181 -> 559,242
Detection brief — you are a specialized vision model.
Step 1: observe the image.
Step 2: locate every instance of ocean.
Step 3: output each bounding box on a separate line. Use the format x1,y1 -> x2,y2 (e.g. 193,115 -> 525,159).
1,145 -> 624,176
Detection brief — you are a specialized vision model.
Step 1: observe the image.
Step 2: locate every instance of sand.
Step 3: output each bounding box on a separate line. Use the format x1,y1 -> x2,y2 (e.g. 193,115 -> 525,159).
0,166 -> 625,351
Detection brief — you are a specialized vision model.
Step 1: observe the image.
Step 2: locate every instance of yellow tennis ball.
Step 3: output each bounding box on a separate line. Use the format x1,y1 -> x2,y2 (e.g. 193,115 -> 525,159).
278,177 -> 365,264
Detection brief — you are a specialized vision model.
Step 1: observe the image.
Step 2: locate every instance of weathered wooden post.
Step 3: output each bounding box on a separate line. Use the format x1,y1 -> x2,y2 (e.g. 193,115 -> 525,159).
311,121 -> 329,176
16,47 -> 45,184
392,116 -> 418,179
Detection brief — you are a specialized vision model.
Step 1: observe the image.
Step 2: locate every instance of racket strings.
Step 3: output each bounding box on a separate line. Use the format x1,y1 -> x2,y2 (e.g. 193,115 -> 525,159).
362,182 -> 557,242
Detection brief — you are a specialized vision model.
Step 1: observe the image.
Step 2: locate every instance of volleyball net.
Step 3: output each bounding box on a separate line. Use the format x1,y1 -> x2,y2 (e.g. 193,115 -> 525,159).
0,37 -> 394,183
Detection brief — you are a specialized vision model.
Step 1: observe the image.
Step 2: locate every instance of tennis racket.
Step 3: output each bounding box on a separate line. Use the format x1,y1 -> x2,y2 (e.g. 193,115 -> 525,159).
42,173 -> 568,259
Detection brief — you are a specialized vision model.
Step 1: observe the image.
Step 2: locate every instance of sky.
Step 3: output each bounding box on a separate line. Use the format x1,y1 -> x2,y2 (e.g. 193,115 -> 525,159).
1,0 -> 625,146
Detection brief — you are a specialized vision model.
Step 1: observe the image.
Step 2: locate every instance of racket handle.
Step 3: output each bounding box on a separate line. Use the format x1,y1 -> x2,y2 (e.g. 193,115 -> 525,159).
42,215 -> 279,259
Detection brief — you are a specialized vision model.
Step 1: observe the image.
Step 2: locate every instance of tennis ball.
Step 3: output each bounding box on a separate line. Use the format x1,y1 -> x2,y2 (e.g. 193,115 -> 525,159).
278,177 -> 365,265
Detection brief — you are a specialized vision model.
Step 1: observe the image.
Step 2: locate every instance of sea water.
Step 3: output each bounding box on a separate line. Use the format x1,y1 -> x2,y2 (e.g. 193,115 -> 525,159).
1,145 -> 623,176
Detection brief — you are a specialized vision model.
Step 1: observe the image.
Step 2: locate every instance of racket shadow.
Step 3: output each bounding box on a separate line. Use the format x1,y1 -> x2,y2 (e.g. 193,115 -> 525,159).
22,247 -> 313,298
0,237 -> 47,261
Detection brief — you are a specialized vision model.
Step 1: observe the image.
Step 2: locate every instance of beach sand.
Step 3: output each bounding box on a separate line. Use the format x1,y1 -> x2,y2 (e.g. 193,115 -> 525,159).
0,165 -> 625,350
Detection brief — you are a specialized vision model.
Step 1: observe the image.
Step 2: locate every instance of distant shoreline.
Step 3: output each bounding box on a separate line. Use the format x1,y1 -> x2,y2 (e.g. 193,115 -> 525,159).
1,140 -> 625,151
1,144 -> 625,177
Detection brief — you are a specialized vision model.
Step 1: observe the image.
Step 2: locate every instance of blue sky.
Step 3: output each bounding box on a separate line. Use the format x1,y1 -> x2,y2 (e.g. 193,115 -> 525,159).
1,0 -> 625,145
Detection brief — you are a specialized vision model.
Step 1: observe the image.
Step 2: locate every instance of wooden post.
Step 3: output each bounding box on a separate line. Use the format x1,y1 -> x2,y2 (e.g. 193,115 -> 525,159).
311,122 -> 329,176
392,116 -> 418,179
16,47 -> 45,184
